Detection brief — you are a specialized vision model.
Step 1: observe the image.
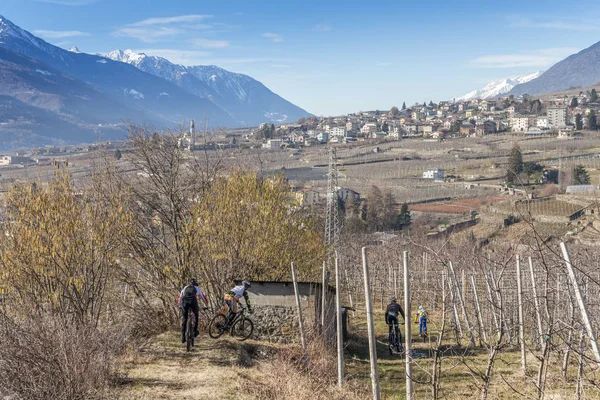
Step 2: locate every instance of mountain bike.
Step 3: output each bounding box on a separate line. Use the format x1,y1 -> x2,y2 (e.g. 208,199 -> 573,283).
185,310 -> 196,352
388,322 -> 404,356
208,306 -> 254,341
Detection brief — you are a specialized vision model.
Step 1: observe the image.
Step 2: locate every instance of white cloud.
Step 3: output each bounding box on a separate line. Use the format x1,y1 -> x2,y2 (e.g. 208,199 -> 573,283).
470,48 -> 579,68
134,49 -> 212,65
511,16 -> 600,32
189,38 -> 230,49
130,15 -> 212,27
31,0 -> 97,4
113,27 -> 182,42
262,33 -> 283,43
315,24 -> 332,31
33,29 -> 90,39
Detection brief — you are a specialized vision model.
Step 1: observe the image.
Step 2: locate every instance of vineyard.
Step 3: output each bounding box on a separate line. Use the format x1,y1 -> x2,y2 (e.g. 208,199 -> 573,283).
331,232 -> 600,399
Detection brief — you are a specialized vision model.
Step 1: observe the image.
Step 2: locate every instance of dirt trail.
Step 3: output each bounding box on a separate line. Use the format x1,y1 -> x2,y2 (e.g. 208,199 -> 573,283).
117,332 -> 270,400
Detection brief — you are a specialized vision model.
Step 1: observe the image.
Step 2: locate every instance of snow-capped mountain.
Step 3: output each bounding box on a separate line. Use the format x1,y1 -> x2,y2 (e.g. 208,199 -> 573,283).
103,49 -> 311,125
456,71 -> 543,101
510,42 -> 600,96
0,15 -> 244,149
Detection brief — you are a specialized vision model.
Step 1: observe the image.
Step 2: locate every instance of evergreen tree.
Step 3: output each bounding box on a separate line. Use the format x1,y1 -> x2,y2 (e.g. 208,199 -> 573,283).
573,165 -> 591,185
402,102 -> 406,110
422,102 -> 427,108
591,88 -> 598,103
382,121 -> 389,133
396,203 -> 412,228
587,110 -> 598,130
575,113 -> 583,130
570,97 -> 578,108
506,143 -> 524,185
429,100 -> 434,107
114,148 -> 122,160
366,185 -> 384,231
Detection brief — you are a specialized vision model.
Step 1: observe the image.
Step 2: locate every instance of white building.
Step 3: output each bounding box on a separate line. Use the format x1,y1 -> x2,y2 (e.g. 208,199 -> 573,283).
510,116 -> 530,132
536,117 -> 549,129
264,139 -> 283,149
547,107 -> 568,128
329,126 -> 347,137
0,155 -> 31,166
423,168 -> 445,180
360,123 -> 377,135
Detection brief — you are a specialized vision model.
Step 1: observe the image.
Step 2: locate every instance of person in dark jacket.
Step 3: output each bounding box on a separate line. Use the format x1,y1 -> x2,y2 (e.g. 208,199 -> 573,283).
178,279 -> 209,343
385,297 -> 405,343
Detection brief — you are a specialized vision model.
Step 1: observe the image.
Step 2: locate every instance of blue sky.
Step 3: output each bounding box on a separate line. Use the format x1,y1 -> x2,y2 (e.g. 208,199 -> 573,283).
3,0 -> 600,116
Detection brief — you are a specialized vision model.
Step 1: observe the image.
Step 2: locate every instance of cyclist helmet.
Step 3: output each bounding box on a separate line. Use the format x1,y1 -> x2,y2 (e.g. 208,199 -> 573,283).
242,280 -> 251,289
189,278 -> 198,286
390,297 -> 397,303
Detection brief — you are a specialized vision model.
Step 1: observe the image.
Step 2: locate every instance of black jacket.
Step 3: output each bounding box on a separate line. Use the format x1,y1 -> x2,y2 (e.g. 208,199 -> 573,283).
385,302 -> 405,323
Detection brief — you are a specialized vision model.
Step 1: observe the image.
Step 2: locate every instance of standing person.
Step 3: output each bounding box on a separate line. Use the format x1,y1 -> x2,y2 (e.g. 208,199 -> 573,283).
178,279 -> 209,343
224,280 -> 253,326
385,297 -> 405,343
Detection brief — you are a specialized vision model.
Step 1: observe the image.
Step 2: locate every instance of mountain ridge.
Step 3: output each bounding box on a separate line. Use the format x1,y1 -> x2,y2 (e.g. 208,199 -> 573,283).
509,41 -> 600,96
102,49 -> 311,125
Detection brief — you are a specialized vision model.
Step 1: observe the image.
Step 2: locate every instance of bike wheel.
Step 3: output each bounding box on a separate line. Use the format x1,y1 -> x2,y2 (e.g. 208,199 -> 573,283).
231,317 -> 254,341
208,314 -> 228,339
186,318 -> 193,352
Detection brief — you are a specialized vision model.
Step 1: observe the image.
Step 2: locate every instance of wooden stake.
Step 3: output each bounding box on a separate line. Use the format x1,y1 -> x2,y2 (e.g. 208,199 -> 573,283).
291,262 -> 308,365
362,247 -> 381,400
516,255 -> 526,373
449,262 -> 475,348
471,275 -> 487,344
335,256 -> 344,387
528,257 -> 544,349
404,251 -> 413,400
560,242 -> 600,365
344,269 -> 355,317
321,261 -> 328,329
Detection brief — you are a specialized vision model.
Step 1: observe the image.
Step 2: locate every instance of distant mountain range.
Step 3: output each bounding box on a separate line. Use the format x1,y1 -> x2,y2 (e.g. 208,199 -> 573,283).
509,41 -> 600,96
456,71 -> 543,101
102,50 -> 309,126
0,15 -> 311,150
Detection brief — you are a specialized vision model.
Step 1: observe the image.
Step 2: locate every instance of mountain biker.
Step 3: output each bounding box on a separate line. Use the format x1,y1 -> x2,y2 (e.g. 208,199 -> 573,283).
224,280 -> 253,326
178,279 -> 209,343
385,297 -> 405,344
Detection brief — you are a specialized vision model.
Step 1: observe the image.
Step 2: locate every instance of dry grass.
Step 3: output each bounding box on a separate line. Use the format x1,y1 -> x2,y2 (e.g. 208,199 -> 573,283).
116,331 -> 367,400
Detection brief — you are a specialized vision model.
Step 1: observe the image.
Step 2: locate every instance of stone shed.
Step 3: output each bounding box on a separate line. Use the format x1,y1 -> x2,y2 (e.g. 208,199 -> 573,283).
241,280 -> 337,343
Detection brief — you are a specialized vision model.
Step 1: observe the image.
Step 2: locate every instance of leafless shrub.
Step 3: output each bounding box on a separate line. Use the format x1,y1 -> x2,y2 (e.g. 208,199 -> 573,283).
0,312 -> 128,400
240,338 -> 367,400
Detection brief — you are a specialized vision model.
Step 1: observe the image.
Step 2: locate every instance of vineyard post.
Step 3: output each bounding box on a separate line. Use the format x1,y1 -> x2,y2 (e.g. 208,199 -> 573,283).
560,242 -> 600,365
404,251 -> 414,400
322,261 -> 328,330
516,255 -> 526,373
335,256 -> 344,387
471,275 -> 487,344
291,262 -> 308,366
528,257 -> 544,349
362,247 -> 381,400
449,262 -> 475,348
344,269 -> 355,317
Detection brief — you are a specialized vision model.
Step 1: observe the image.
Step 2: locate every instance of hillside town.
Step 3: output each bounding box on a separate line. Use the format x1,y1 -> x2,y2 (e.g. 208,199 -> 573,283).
252,89 -> 600,148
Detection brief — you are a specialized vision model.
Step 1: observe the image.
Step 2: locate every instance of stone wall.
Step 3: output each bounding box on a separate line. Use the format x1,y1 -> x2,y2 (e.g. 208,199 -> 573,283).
250,305 -> 299,343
